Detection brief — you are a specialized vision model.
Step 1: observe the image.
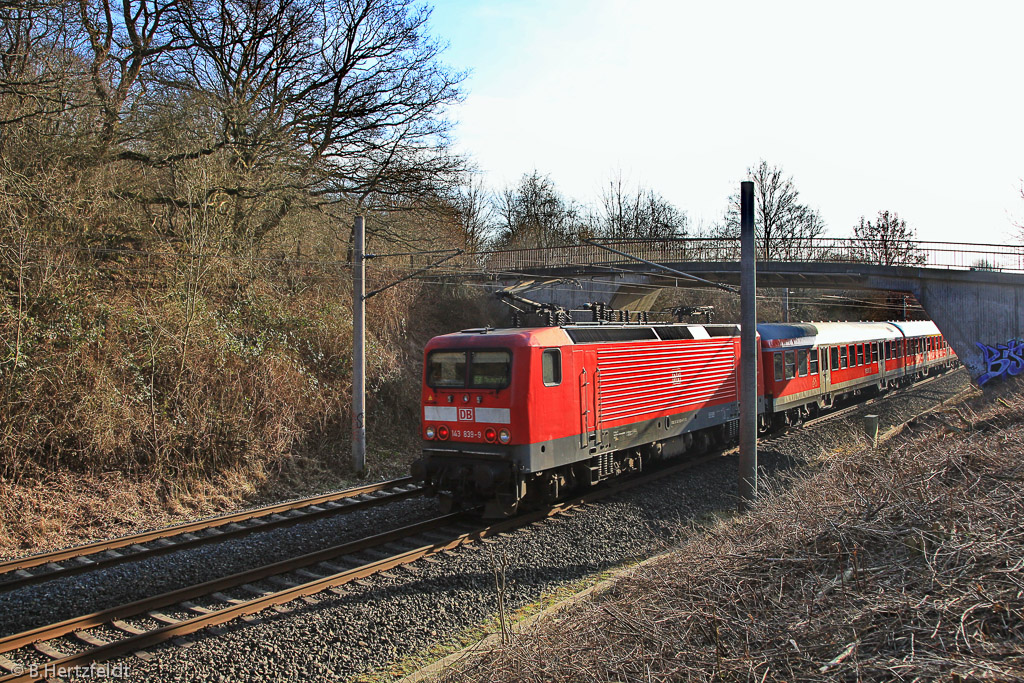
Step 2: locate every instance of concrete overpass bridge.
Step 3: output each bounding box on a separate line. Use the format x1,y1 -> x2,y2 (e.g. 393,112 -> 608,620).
420,238 -> 1024,386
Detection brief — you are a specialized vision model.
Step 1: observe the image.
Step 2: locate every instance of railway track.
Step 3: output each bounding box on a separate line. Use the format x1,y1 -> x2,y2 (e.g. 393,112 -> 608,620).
0,477 -> 423,592
0,454 -> 724,682
0,370 -> 967,680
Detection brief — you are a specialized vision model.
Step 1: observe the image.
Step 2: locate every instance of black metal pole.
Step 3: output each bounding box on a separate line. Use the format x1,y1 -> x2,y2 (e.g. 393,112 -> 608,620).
352,216 -> 366,476
739,181 -> 757,509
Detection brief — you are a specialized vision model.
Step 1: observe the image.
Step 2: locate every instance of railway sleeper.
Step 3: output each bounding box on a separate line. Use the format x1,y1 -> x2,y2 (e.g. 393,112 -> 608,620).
73,630 -> 110,647
0,655 -> 22,674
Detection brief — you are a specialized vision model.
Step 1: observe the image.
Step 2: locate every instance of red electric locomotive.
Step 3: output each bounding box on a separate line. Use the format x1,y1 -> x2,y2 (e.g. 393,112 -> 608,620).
412,320 -> 956,516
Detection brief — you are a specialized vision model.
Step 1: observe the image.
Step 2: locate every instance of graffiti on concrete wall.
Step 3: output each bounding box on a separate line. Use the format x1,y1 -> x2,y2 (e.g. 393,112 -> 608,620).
977,338 -> 1024,385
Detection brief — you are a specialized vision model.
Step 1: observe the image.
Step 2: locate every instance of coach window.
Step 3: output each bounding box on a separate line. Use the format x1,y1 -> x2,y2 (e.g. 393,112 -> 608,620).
840,346 -> 848,368
797,350 -> 808,377
810,349 -> 820,374
784,351 -> 796,379
856,345 -> 864,366
872,344 -> 879,363
774,352 -> 784,382
541,349 -> 562,386
830,346 -> 839,370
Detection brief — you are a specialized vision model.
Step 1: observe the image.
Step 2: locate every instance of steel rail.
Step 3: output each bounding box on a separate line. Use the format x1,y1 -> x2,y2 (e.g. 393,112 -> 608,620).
0,477 -> 420,591
0,455 -> 725,682
0,513 -> 462,657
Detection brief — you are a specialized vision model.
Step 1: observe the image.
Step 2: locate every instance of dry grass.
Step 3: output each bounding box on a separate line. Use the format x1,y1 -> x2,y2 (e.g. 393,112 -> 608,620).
441,382 -> 1024,682
0,250 -> 495,558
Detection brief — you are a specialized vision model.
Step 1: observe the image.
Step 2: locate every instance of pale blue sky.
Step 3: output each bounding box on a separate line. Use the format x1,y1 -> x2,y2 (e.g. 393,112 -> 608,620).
426,0 -> 1024,243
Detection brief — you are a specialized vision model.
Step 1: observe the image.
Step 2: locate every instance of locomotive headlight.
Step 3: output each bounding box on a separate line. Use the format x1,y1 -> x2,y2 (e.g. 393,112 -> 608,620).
437,425 -> 450,440
476,395 -> 483,404
425,425 -> 436,439
462,394 -> 470,403
498,429 -> 511,444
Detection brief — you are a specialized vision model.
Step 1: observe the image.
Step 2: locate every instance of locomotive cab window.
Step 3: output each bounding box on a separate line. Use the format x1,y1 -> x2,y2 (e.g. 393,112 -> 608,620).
427,349 -> 511,389
541,349 -> 562,386
470,350 -> 512,388
427,351 -> 467,388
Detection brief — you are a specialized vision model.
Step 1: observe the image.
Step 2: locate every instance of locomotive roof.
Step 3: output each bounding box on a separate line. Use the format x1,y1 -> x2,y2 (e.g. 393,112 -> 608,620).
448,323 -> 739,346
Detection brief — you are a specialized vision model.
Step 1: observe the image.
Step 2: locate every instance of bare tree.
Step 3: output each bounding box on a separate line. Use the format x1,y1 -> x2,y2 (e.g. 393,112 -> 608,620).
852,211 -> 925,266
598,171 -> 687,240
451,174 -> 495,251
76,0 -> 181,147
175,1 -> 461,185
493,171 -> 588,249
725,160 -> 827,260
1,0 -> 465,250
1016,183 -> 1024,244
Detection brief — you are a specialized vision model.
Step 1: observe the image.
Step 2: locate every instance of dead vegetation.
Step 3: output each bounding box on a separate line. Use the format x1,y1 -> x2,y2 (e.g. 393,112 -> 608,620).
0,249 -> 496,557
441,382 -> 1024,682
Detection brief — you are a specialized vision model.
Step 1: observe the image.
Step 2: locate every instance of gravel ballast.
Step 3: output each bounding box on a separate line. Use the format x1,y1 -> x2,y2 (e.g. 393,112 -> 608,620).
2,369 -> 971,682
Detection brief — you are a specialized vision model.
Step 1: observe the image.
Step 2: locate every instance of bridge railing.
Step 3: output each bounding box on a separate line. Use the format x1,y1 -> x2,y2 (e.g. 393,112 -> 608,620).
430,238 -> 1024,275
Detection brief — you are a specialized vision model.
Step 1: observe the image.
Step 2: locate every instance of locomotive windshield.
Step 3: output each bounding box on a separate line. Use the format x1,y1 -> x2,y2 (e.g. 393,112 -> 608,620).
427,349 -> 511,389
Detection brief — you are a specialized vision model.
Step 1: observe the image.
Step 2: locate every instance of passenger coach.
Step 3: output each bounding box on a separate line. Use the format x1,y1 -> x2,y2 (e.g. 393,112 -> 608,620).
760,320 -> 955,427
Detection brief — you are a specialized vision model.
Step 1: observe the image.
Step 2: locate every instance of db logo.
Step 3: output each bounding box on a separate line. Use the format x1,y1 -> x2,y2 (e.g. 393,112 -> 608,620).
458,408 -> 475,422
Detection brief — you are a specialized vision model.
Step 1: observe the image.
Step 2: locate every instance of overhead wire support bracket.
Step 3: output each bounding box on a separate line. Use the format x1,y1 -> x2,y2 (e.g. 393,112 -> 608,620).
582,239 -> 739,294
363,249 -> 463,300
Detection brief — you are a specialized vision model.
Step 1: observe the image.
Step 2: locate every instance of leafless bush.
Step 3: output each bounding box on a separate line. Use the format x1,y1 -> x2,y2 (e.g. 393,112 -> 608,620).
442,385 -> 1024,682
